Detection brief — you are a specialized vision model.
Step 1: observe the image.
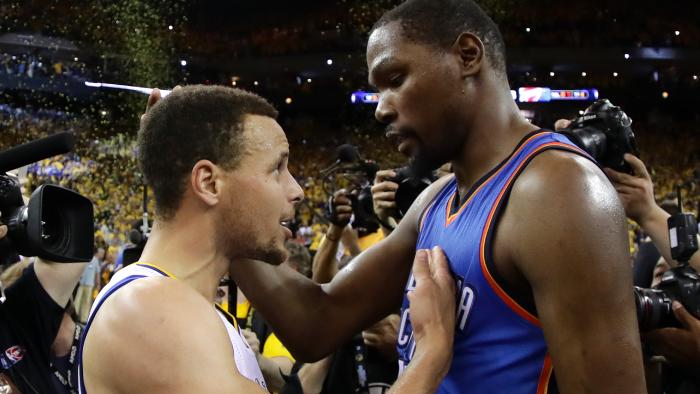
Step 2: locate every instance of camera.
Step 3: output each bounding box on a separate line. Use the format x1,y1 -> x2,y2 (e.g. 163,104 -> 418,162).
558,99 -> 639,173
391,166 -> 436,219
634,193 -> 699,331
0,133 -> 94,263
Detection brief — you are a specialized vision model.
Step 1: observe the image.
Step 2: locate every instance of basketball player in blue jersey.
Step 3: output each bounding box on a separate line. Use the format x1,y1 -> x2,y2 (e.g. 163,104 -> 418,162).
78,85 -> 456,393
230,1 -> 647,393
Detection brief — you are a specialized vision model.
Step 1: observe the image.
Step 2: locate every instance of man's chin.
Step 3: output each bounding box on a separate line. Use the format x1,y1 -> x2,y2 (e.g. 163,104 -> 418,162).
409,151 -> 443,179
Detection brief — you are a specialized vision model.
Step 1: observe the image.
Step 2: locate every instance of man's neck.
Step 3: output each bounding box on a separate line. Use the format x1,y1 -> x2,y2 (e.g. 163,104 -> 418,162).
452,88 -> 539,200
139,216 -> 228,304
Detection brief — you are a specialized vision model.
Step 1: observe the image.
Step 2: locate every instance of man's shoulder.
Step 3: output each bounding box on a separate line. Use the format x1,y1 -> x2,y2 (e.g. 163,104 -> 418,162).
511,148 -> 615,210
82,276 -> 232,390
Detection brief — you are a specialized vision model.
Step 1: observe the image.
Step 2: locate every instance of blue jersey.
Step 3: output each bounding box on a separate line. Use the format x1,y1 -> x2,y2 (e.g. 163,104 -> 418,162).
396,130 -> 593,394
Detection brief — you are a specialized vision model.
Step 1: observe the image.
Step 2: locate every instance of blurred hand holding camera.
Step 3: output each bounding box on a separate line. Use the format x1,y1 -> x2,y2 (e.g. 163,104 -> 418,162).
327,189 -> 353,229
604,154 -> 657,225
371,170 -> 399,222
645,301 -> 700,376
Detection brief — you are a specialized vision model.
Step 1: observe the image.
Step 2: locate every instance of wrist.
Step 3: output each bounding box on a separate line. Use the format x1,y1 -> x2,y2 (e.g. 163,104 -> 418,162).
326,225 -> 343,242
413,338 -> 452,379
638,204 -> 669,230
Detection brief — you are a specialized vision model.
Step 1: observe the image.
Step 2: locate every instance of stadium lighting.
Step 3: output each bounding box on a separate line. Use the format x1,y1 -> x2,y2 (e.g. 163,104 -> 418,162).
662,91 -> 669,99
254,81 -> 259,86
549,72 -> 555,77
693,75 -> 698,80
307,78 -> 312,83
180,59 -> 187,66
326,59 -> 333,65
578,110 -> 584,115
613,72 -> 618,77
168,25 -> 173,30
581,72 -> 587,77
74,57 -> 79,62
339,77 -> 344,82
285,97 -> 293,104
624,53 -> 630,59
525,27 -> 531,33
675,30 -> 680,36
100,110 -> 107,116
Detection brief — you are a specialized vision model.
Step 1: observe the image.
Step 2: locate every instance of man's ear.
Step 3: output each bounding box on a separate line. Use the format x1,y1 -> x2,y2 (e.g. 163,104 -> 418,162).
453,32 -> 485,78
190,160 -> 220,207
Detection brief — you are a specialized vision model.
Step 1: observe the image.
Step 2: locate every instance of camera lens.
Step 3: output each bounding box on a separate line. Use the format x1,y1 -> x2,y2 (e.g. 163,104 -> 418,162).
633,286 -> 676,331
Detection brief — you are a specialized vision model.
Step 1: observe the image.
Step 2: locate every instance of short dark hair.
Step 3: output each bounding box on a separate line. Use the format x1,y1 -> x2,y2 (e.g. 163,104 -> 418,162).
138,85 -> 278,220
372,0 -> 507,79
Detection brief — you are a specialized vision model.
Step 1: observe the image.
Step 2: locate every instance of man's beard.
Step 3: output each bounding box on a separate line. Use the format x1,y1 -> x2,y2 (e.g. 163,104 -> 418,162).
408,145 -> 444,180
217,214 -> 288,266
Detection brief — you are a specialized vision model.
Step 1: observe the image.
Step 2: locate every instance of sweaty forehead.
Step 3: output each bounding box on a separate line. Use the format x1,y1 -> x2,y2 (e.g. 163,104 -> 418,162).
366,23 -> 405,71
242,115 -> 288,154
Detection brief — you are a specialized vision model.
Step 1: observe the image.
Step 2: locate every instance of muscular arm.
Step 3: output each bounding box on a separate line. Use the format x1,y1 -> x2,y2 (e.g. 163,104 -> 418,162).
83,277 -> 267,393
497,151 -> 646,393
230,177 -> 451,362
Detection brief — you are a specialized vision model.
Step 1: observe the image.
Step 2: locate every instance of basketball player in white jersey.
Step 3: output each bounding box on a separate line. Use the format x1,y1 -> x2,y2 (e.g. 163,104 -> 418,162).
78,85 -> 456,393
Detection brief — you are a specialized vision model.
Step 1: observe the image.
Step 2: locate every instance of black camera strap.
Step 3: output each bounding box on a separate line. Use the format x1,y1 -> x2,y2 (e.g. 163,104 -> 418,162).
351,335 -> 369,393
50,322 -> 82,394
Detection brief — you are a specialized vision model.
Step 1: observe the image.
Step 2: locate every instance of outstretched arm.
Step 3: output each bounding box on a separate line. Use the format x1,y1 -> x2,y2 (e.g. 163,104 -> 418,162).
230,177 -> 451,362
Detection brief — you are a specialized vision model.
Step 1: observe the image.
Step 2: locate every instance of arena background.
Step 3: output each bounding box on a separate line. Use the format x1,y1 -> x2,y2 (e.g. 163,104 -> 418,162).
0,0 -> 698,259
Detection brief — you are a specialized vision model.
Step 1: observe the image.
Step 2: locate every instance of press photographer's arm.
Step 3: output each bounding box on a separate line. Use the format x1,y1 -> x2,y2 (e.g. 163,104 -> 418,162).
604,154 -> 700,270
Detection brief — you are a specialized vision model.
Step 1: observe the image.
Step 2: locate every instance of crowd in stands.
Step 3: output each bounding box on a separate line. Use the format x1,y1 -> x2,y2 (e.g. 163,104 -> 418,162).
0,103 -> 697,305
0,52 -> 88,81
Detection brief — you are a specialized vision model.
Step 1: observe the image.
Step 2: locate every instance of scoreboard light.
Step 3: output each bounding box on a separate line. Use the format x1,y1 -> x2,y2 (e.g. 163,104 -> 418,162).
519,87 -> 598,103
350,91 -> 380,104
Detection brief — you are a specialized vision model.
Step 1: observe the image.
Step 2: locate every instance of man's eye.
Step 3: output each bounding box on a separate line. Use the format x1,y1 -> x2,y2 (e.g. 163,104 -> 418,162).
389,74 -> 404,87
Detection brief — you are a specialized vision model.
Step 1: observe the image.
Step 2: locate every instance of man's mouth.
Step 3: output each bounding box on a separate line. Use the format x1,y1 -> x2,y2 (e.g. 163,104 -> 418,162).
280,220 -> 293,239
386,127 -> 417,156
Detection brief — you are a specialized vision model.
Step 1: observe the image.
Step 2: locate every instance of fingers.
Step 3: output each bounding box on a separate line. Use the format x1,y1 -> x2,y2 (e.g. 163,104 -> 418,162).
554,119 -> 572,131
429,246 -> 453,285
374,200 -> 397,209
623,153 -> 651,180
371,181 -> 399,195
604,167 -> 643,188
0,225 -> 6,239
412,249 -> 430,281
672,301 -> 697,330
374,169 -> 397,184
372,191 -> 396,202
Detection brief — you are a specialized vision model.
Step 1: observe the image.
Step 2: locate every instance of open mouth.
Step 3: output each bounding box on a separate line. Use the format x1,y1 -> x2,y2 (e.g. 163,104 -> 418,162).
280,220 -> 293,239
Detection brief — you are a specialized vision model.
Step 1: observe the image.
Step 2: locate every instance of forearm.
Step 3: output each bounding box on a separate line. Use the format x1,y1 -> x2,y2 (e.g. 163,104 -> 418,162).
34,259 -> 86,307
231,238 -> 411,361
312,225 -> 342,283
639,204 -> 700,270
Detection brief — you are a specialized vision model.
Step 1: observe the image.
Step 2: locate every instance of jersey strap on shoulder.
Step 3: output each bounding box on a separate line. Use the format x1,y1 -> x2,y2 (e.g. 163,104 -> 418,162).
78,275 -> 146,394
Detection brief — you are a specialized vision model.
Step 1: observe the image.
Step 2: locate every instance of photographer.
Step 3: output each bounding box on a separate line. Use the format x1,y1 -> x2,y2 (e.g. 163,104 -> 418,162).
0,214 -> 87,393
371,164 -> 452,238
554,119 -> 699,272
602,153 -> 700,392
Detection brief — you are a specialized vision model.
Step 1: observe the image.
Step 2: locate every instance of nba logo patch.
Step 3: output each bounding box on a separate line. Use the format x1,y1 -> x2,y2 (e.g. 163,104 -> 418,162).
0,345 -> 25,370
5,346 -> 23,363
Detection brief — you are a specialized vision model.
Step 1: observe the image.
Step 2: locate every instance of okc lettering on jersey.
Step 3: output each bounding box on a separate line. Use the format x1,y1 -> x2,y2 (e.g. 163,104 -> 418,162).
397,273 -> 476,374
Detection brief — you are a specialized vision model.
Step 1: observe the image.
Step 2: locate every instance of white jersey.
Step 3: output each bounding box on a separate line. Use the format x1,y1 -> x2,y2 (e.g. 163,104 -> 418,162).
77,263 -> 267,393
